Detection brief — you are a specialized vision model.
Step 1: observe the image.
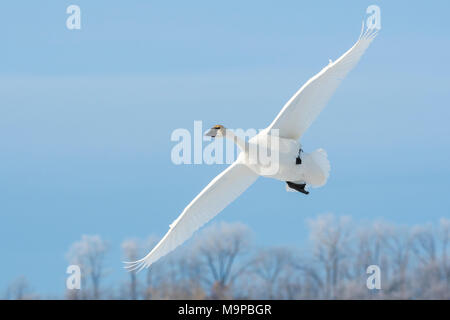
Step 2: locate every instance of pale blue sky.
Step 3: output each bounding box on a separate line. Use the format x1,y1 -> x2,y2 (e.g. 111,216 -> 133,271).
0,1 -> 449,295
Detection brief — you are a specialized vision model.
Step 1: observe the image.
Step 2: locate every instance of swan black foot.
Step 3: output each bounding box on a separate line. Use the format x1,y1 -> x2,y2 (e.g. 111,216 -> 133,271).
286,181 -> 309,195
296,148 -> 303,165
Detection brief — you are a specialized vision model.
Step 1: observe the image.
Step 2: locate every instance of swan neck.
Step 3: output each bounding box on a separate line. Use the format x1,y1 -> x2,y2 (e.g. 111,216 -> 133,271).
225,130 -> 247,151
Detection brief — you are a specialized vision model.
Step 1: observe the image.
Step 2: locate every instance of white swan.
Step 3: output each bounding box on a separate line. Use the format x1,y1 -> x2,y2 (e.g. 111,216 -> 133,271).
125,24 -> 378,271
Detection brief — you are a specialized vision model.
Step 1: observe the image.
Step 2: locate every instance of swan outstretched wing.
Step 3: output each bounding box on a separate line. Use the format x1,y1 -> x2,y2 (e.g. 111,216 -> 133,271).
125,161 -> 258,271
267,24 -> 378,140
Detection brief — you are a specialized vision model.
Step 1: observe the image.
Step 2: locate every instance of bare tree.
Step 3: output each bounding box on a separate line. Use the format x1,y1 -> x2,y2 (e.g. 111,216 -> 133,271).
121,238 -> 140,299
193,222 -> 252,299
7,216 -> 450,300
250,247 -> 292,299
4,276 -> 38,300
412,224 -> 437,266
378,223 -> 412,298
307,214 -> 352,298
411,224 -> 449,298
141,235 -> 164,299
66,234 -> 109,299
440,218 -> 450,295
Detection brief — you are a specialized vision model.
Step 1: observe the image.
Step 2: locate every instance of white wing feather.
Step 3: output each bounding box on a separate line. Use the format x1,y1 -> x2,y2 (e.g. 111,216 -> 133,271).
267,24 -> 378,140
125,161 -> 258,271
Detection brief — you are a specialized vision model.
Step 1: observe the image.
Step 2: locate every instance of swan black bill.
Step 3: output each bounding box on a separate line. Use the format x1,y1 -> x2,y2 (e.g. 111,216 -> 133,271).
286,181 -> 309,195
205,128 -> 218,137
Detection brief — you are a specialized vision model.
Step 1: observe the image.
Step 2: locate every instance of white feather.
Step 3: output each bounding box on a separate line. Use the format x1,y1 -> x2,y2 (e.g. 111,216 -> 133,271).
267,22 -> 378,140
125,161 -> 258,271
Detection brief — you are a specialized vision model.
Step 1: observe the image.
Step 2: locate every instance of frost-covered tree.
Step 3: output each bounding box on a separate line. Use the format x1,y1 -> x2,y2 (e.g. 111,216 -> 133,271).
193,222 -> 252,298
307,214 -> 352,298
4,276 -> 38,300
121,238 -> 140,300
66,234 -> 109,299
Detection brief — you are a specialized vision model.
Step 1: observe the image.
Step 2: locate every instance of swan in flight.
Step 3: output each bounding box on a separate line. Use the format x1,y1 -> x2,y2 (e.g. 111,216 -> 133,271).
126,24 -> 378,271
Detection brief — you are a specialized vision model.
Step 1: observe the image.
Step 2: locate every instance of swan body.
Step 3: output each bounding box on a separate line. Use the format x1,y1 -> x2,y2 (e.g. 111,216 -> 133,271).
126,24 -> 378,271
239,133 -> 328,186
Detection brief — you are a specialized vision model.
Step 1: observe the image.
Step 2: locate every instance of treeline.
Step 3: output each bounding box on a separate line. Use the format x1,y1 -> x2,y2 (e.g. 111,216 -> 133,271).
4,214 -> 450,299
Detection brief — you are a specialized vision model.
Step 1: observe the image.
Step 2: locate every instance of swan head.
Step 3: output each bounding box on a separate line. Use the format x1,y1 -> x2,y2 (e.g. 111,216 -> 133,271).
205,124 -> 226,138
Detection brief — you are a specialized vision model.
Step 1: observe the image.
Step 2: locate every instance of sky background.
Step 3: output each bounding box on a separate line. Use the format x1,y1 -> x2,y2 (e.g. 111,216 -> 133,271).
0,0 -> 449,296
